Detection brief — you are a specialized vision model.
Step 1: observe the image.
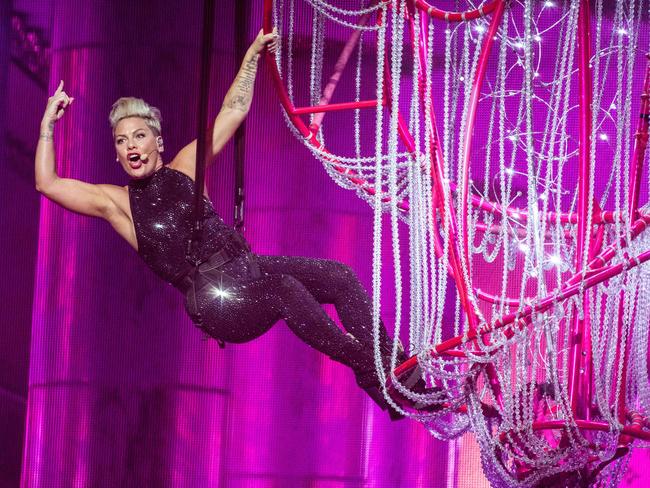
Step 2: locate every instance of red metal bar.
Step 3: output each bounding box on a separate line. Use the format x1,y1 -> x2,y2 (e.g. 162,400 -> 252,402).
412,7 -> 532,312
619,62 -> 650,427
628,54 -> 650,218
531,420 -> 650,443
567,214 -> 650,285
262,3 -> 410,210
381,7 -> 481,336
416,0 -> 498,22
458,0 -> 507,307
589,223 -> 605,261
263,6 -> 313,141
412,2 -> 506,407
392,242 -> 650,373
488,248 -> 649,349
614,56 -> 650,423
567,0 -> 594,419
293,99 -> 380,116
615,295 -> 629,427
409,10 -> 519,315
429,203 -> 524,308
310,13 -> 371,131
474,219 -> 574,239
265,4 -> 650,446
444,183 -> 620,226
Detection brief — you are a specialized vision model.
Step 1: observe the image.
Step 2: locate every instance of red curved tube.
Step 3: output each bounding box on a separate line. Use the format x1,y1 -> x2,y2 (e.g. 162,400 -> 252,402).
628,55 -> 650,217
567,0 -> 594,419
416,0 -> 498,22
458,0 -> 506,284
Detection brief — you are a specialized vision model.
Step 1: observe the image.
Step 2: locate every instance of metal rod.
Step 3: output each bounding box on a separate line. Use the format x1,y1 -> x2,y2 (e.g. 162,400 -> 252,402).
416,0 -> 498,22
459,0 -> 507,304
568,0 -> 594,418
390,238 -> 650,365
293,99 -> 380,116
628,54 -> 650,219
188,0 -> 216,263
233,1 -> 248,231
310,13 -> 371,132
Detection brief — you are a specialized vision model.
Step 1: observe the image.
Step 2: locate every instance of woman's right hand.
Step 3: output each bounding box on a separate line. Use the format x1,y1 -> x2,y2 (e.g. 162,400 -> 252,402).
41,80 -> 74,130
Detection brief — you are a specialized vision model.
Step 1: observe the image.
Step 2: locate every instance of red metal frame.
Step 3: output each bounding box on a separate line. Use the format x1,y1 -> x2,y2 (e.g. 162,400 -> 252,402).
262,0 -> 650,477
416,0 -> 498,22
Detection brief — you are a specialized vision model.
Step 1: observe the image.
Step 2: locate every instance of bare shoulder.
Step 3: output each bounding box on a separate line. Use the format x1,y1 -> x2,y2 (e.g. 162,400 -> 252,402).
167,160 -> 212,199
168,154 -> 196,182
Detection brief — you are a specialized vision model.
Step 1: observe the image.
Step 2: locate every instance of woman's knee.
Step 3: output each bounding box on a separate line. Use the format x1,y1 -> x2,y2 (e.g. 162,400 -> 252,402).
277,274 -> 306,295
326,260 -> 362,290
316,259 -> 352,278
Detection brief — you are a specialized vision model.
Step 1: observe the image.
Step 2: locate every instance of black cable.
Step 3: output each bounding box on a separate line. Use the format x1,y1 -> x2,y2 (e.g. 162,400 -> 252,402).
233,1 -> 249,232
187,0 -> 217,265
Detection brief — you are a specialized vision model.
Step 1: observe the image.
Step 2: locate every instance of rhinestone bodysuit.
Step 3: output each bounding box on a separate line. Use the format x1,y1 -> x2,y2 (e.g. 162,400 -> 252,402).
128,166 -> 394,378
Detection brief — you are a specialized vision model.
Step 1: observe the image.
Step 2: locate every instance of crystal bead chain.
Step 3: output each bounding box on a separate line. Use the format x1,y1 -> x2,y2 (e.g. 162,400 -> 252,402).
384,0 -> 407,393
305,0 -> 383,30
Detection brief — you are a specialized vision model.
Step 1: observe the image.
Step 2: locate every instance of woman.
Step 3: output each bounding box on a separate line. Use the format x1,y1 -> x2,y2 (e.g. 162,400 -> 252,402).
35,30 -> 410,420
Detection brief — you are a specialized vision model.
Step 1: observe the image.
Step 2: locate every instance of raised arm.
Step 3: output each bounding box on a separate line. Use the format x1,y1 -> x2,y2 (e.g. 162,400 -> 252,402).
170,29 -> 278,178
36,81 -> 123,219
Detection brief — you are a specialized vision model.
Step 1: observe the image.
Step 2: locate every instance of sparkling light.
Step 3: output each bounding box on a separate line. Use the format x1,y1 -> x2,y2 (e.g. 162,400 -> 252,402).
618,28 -> 628,36
518,242 -> 530,253
475,24 -> 487,34
544,1 -> 555,8
211,287 -> 230,299
598,133 -> 609,141
549,254 -> 562,266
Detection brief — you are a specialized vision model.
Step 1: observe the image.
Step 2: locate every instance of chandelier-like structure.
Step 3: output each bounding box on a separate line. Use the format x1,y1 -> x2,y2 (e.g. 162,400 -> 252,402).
263,0 -> 650,486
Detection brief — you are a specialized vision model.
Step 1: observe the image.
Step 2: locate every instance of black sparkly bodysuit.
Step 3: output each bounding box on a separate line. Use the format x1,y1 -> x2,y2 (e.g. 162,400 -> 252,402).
128,166 -> 395,379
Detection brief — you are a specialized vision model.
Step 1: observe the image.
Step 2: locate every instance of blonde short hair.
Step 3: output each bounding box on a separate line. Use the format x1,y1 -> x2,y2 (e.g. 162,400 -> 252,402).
109,97 -> 162,136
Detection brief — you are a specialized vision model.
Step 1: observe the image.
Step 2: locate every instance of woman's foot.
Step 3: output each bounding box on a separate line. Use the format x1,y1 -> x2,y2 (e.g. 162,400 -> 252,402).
354,371 -> 405,421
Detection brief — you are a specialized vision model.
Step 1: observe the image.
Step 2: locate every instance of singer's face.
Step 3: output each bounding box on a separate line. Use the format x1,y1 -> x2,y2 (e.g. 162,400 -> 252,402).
114,117 -> 161,179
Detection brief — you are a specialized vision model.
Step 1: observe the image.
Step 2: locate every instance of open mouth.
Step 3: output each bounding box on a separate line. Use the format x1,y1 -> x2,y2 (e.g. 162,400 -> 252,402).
126,153 -> 143,169
127,153 -> 144,169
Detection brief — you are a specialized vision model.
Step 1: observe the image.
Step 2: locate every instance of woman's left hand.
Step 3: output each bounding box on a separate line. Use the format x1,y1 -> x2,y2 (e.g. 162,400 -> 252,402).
251,28 -> 279,55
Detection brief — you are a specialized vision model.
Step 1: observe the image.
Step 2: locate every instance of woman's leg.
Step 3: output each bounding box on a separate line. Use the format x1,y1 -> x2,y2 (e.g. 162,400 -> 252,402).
195,272 -> 372,373
196,265 -> 404,418
254,255 -> 395,356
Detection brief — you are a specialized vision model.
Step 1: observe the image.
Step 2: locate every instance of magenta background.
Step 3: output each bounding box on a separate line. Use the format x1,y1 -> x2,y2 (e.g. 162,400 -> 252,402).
0,0 -> 649,487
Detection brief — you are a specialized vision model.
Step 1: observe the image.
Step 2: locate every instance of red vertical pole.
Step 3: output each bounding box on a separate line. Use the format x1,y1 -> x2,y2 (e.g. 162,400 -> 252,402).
568,0 -> 593,419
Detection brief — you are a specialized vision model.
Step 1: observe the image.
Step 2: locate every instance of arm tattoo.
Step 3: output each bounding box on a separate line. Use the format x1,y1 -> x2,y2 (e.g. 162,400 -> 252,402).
223,54 -> 259,113
40,121 -> 55,141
